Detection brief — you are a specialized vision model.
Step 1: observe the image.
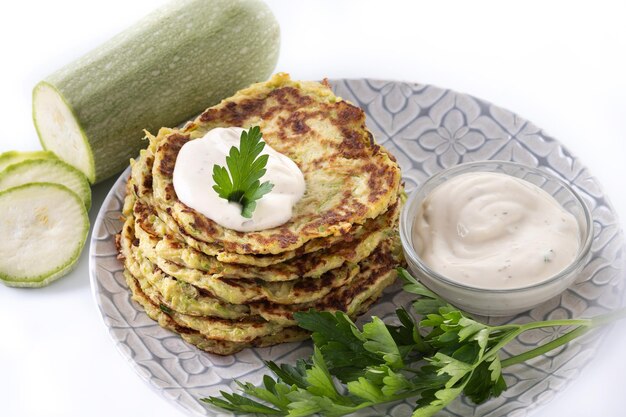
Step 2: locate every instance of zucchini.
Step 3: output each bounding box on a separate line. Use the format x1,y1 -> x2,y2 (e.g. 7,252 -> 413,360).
0,183 -> 89,288
0,159 -> 91,210
0,150 -> 55,172
33,0 -> 280,183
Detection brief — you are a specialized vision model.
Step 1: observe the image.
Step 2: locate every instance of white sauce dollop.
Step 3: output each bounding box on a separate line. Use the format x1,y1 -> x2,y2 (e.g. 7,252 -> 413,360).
173,127 -> 306,232
412,172 -> 580,289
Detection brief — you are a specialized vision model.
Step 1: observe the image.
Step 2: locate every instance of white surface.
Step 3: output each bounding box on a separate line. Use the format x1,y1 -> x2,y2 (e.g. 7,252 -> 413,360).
0,1 -> 624,416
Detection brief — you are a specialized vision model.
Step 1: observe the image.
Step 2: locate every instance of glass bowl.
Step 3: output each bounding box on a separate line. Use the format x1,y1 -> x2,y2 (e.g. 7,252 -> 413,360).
399,161 -> 593,316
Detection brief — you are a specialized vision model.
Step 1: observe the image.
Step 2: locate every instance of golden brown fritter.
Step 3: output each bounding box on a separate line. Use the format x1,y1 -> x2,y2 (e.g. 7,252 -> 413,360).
150,73 -> 402,255
117,74 -> 405,355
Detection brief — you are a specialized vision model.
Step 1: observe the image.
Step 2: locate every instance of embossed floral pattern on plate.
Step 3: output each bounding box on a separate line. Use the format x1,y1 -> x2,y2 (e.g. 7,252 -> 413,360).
90,79 -> 625,417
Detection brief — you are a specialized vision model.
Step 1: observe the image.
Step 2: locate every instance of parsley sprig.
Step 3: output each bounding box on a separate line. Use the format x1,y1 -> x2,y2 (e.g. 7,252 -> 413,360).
212,126 -> 274,218
202,268 -> 626,416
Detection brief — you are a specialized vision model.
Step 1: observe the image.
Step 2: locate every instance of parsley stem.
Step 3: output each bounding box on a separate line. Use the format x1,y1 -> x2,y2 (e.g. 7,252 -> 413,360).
516,318 -> 591,331
489,324 -> 521,331
483,329 -> 522,362
590,306 -> 626,326
499,307 -> 626,368
500,326 -> 589,368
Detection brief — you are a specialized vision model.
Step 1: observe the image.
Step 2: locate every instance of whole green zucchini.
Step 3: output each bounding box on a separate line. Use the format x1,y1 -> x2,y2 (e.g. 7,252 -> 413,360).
33,0 -> 280,183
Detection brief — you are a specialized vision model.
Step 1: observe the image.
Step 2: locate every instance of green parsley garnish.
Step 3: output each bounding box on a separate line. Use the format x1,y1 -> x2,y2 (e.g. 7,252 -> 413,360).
159,303 -> 173,315
202,268 -> 626,417
212,126 -> 274,218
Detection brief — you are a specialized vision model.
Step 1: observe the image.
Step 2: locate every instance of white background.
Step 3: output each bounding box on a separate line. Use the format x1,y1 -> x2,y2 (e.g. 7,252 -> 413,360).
0,1 -> 625,416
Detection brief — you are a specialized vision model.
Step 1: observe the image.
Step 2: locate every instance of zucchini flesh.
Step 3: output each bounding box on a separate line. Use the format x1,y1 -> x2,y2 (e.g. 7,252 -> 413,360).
0,150 -> 55,172
0,183 -> 89,288
33,0 -> 280,184
33,85 -> 94,181
0,159 -> 91,210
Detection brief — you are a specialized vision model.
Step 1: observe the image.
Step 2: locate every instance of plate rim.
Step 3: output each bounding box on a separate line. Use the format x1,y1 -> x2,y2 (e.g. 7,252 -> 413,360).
89,77 -> 626,417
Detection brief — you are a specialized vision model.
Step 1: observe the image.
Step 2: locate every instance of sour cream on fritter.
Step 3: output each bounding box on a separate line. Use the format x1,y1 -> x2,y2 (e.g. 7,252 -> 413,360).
173,127 -> 305,232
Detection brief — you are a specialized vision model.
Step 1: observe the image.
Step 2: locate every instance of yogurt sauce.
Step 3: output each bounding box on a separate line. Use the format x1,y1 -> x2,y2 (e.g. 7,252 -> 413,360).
173,127 -> 306,232
412,172 -> 580,289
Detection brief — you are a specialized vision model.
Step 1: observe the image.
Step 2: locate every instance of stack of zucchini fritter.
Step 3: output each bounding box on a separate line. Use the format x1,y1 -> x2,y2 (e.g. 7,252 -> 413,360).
117,74 -> 404,355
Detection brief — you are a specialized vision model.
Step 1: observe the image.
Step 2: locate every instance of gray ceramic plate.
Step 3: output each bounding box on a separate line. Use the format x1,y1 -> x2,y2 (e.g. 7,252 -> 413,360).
90,79 -> 625,417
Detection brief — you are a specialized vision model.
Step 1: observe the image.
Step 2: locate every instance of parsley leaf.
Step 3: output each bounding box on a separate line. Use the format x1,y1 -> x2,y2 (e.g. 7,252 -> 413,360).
212,126 -> 274,218
158,303 -> 173,314
362,316 -> 404,369
294,310 -> 382,380
201,268 -> 626,417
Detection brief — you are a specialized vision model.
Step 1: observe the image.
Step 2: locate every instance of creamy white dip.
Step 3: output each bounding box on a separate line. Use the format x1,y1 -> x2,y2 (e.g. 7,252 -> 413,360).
412,172 -> 580,289
173,127 -> 306,232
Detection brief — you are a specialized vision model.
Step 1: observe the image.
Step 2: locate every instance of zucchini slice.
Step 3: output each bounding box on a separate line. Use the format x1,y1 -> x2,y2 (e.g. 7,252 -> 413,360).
0,159 -> 91,210
0,150 -> 56,172
0,183 -> 89,288
33,0 -> 280,184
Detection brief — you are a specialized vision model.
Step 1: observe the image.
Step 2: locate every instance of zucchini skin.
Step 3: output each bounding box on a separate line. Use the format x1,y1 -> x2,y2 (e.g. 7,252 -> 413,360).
34,0 -> 280,183
0,158 -> 92,210
0,150 -> 56,172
